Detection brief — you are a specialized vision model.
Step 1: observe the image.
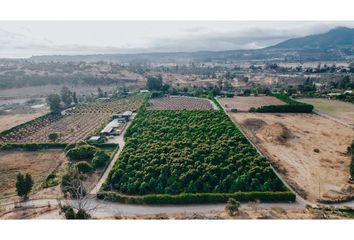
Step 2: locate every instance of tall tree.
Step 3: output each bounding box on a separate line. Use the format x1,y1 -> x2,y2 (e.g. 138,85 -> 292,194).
46,94 -> 61,114
147,76 -> 163,91
16,173 -> 34,200
61,86 -> 73,107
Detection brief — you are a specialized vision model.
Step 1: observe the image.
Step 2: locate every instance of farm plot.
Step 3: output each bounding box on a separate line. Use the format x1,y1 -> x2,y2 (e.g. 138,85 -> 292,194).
0,112 -> 47,133
148,96 -> 216,110
231,112 -> 354,202
218,96 -> 285,112
299,98 -> 354,127
105,110 -> 287,196
0,95 -> 144,143
0,150 -> 66,199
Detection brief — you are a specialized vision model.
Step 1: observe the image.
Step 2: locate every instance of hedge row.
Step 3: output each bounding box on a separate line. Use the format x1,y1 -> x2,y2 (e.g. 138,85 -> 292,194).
97,191 -> 296,204
250,104 -> 313,113
0,142 -> 68,151
249,93 -> 314,113
0,142 -> 118,151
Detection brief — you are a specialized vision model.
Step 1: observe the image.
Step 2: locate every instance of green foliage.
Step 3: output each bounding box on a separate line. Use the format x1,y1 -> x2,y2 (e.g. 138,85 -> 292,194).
48,133 -> 59,142
66,144 -> 97,162
225,198 -> 241,216
92,150 -> 110,168
107,109 -> 286,195
60,205 -> 91,219
97,191 -> 295,204
16,173 -> 34,198
60,86 -> 73,107
0,142 -> 67,151
336,93 -> 354,104
75,161 -> 93,173
147,76 -> 163,91
250,93 -> 314,113
46,94 -> 61,114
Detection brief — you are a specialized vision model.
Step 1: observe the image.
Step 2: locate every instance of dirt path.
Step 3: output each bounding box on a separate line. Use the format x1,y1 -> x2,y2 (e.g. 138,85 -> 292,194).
90,114 -> 135,194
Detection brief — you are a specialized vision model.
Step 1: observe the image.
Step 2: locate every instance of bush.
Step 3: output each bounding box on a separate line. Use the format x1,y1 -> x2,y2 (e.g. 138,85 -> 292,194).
66,145 -> 97,161
16,173 -> 34,199
48,133 -> 59,141
75,161 -> 93,173
225,198 -> 241,216
92,151 -> 110,168
97,191 -> 296,204
250,104 -> 313,113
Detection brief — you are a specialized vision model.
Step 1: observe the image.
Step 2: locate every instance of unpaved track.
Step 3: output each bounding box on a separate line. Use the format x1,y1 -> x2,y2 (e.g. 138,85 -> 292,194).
90,114 -> 135,194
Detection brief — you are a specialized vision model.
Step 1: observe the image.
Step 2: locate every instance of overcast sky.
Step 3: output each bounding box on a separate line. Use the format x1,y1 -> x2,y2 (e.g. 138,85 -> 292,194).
0,21 -> 353,58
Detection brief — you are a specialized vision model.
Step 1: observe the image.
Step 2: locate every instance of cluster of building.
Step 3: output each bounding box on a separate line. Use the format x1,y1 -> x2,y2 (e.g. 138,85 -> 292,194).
88,111 -> 133,143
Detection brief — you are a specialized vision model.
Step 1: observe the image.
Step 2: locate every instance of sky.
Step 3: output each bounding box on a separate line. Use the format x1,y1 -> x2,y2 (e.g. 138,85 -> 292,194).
0,21 -> 353,58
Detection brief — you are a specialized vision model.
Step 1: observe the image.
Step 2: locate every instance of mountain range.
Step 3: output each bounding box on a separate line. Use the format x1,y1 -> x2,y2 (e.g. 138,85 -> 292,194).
29,27 -> 354,63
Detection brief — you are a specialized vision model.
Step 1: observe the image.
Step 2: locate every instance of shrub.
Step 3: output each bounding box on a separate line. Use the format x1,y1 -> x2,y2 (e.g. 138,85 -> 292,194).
75,161 -> 93,173
92,151 -> 110,168
66,145 -> 97,161
48,133 -> 59,141
225,198 -> 241,216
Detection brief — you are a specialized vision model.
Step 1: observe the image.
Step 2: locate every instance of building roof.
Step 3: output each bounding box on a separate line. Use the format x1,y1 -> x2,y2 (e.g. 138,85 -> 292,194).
89,136 -> 102,141
101,119 -> 123,133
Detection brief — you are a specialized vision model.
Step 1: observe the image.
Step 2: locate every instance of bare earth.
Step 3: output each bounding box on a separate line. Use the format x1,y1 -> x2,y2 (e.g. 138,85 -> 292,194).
299,98 -> 354,127
230,112 -> 354,202
218,96 -> 285,112
0,112 -> 47,132
0,150 -> 66,200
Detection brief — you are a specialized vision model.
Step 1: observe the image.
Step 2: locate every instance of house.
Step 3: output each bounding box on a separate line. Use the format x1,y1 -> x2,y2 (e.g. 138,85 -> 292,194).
140,89 -> 150,93
344,90 -> 353,94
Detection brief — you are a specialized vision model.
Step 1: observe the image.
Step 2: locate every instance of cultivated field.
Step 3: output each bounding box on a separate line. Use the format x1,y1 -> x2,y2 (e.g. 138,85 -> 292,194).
106,109 -> 286,195
148,96 -> 216,110
0,150 -> 66,199
0,112 -> 47,133
231,112 -> 354,202
218,96 -> 285,112
299,98 -> 354,127
0,95 -> 144,143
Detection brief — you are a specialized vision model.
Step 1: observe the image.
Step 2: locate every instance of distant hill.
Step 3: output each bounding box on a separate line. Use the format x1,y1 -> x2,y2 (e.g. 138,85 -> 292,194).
268,27 -> 354,50
28,27 -> 354,64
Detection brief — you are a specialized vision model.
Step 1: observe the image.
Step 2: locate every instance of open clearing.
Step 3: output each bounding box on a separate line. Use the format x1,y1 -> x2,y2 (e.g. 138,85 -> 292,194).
230,112 -> 354,202
0,112 -> 47,133
148,96 -> 216,110
0,150 -> 66,199
0,95 -> 144,143
218,96 -> 285,112
299,98 -> 354,127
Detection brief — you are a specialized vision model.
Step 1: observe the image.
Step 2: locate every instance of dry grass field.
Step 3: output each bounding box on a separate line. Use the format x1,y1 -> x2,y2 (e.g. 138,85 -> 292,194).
299,98 -> 354,127
230,112 -> 354,202
0,112 -> 47,133
218,96 -> 285,112
148,96 -> 216,110
0,150 -> 66,199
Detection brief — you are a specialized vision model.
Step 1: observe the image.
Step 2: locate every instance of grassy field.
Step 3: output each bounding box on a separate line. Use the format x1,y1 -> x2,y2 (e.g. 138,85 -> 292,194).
0,149 -> 66,199
299,98 -> 354,126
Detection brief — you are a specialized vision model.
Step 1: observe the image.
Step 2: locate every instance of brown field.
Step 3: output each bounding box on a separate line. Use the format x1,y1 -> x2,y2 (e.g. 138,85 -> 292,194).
299,98 -> 354,127
0,112 -> 47,133
218,96 -> 285,112
148,96 -> 216,110
0,150 -> 66,199
0,95 -> 144,143
230,112 -> 354,202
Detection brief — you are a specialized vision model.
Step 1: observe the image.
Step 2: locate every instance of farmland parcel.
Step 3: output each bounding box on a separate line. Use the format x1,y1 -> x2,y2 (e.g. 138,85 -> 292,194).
101,105 -> 293,204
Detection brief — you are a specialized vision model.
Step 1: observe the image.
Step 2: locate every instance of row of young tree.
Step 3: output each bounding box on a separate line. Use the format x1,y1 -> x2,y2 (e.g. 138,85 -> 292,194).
106,110 -> 285,195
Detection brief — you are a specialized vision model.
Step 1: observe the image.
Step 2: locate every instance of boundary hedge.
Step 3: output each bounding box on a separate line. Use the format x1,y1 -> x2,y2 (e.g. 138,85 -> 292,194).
97,191 -> 296,204
249,93 -> 314,113
0,142 -> 67,151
